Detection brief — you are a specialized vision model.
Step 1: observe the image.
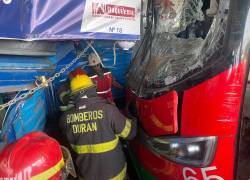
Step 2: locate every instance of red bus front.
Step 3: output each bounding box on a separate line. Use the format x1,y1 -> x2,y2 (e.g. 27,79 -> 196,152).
126,0 -> 250,179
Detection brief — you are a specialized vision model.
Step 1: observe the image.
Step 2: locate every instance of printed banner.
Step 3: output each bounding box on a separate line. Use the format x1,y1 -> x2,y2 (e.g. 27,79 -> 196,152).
81,0 -> 141,38
0,0 -> 141,40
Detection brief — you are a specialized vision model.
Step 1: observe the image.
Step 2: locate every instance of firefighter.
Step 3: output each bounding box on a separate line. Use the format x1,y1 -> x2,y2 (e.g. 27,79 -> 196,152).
87,52 -> 124,102
58,68 -> 86,111
59,73 -> 137,180
0,132 -> 66,180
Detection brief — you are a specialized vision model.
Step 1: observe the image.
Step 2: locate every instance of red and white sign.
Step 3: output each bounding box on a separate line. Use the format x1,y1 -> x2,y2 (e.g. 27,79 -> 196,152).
81,0 -> 141,37
92,3 -> 136,18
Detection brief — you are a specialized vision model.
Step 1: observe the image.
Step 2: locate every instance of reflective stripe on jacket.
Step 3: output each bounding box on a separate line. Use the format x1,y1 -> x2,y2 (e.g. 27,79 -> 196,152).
60,96 -> 136,180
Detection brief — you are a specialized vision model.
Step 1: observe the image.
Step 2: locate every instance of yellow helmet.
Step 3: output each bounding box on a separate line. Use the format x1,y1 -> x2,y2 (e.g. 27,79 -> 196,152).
70,75 -> 94,94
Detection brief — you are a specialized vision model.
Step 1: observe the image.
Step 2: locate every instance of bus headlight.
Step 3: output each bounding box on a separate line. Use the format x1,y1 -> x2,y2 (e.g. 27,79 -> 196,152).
148,136 -> 217,167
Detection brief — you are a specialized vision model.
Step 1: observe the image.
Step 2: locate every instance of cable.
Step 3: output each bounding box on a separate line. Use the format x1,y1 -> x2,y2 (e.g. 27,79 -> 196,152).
86,40 -> 118,68
113,41 -> 117,66
2,91 -> 21,129
86,41 -> 105,67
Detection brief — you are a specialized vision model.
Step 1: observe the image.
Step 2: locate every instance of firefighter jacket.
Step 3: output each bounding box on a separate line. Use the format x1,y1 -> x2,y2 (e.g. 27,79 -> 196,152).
87,68 -> 113,102
60,95 -> 137,180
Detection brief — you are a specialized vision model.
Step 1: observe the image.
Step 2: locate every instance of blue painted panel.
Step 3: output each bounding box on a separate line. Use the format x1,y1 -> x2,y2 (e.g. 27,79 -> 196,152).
0,55 -> 54,70
0,55 -> 56,92
0,53 -> 56,142
2,89 -> 47,143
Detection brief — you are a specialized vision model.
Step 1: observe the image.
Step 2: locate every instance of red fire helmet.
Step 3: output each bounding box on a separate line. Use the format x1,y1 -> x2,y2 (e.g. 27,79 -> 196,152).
0,132 -> 64,180
69,67 -> 86,79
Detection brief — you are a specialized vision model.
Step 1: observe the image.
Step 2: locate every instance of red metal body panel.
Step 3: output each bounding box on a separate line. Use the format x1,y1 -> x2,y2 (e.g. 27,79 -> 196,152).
127,0 -> 250,178
136,91 -> 178,136
132,136 -> 235,180
181,61 -> 246,136
130,60 -> 247,180
126,88 -> 136,104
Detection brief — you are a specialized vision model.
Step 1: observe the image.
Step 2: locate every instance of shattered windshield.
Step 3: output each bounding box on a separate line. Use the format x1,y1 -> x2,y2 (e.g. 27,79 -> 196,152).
155,0 -> 205,33
127,0 -> 229,97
